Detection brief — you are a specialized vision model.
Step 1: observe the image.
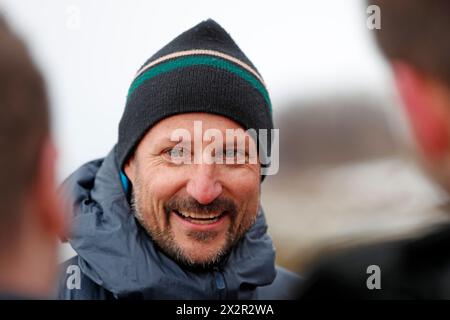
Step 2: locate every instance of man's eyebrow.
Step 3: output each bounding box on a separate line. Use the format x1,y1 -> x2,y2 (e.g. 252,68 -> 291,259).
162,135 -> 192,144
224,136 -> 253,146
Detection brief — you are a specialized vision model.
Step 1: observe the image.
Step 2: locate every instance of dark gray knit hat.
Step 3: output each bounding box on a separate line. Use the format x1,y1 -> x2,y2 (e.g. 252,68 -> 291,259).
117,19 -> 273,173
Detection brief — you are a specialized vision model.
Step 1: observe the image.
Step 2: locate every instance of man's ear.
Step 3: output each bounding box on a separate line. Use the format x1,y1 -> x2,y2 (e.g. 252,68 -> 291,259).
123,154 -> 135,184
32,138 -> 66,239
392,61 -> 450,159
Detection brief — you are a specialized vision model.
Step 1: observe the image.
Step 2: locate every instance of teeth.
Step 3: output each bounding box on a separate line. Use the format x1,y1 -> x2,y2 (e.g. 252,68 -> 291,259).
178,211 -> 222,219
189,217 -> 220,225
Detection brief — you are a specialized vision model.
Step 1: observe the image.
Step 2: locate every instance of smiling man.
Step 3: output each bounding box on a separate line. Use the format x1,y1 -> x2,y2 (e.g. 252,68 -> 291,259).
127,113 -> 262,269
57,19 -> 301,299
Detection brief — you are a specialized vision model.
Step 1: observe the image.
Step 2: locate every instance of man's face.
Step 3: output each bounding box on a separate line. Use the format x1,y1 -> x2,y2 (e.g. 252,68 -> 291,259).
124,113 -> 261,268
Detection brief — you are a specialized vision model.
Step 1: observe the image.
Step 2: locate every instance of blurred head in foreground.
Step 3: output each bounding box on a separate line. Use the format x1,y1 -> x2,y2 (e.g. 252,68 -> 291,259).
298,0 -> 450,300
371,0 -> 450,192
0,15 -> 64,298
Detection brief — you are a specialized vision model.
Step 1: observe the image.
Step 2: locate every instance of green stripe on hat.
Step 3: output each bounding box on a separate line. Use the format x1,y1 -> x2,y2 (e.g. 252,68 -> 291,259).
128,55 -> 272,112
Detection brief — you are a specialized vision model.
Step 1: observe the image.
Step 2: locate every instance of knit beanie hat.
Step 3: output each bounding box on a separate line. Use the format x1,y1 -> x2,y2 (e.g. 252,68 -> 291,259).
117,19 -> 274,177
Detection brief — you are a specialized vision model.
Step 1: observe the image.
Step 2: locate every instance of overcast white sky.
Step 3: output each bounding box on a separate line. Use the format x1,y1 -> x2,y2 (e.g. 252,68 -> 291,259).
0,0 -> 394,180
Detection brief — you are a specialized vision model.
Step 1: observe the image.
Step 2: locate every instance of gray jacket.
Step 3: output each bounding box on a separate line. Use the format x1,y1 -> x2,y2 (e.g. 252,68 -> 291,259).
57,147 -> 301,299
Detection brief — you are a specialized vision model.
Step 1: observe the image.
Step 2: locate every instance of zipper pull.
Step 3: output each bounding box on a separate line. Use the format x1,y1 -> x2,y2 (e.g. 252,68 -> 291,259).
215,270 -> 226,290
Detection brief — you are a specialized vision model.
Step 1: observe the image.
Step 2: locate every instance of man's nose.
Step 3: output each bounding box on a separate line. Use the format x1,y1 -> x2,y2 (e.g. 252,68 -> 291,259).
186,164 -> 222,205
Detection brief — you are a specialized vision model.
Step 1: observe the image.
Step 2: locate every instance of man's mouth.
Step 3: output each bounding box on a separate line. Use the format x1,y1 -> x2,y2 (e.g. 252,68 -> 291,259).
173,210 -> 227,225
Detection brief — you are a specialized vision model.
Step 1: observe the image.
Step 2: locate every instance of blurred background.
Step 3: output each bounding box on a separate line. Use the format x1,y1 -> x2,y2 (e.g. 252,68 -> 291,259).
2,0 -> 449,273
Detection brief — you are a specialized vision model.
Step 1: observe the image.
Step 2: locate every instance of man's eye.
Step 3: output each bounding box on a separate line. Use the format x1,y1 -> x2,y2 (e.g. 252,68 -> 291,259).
219,149 -> 248,164
224,149 -> 237,158
164,147 -> 190,163
168,147 -> 184,158
224,149 -> 245,158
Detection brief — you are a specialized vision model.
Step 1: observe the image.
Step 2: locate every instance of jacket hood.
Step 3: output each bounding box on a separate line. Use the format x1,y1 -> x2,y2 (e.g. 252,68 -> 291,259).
63,147 -> 276,299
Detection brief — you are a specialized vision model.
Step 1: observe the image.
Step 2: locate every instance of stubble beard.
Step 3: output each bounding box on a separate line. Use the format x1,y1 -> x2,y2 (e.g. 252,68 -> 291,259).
130,179 -> 257,270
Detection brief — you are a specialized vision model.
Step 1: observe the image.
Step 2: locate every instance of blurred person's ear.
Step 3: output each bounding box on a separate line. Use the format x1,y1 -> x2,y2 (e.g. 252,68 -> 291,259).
393,61 -> 450,192
31,138 -> 66,240
392,61 -> 450,160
